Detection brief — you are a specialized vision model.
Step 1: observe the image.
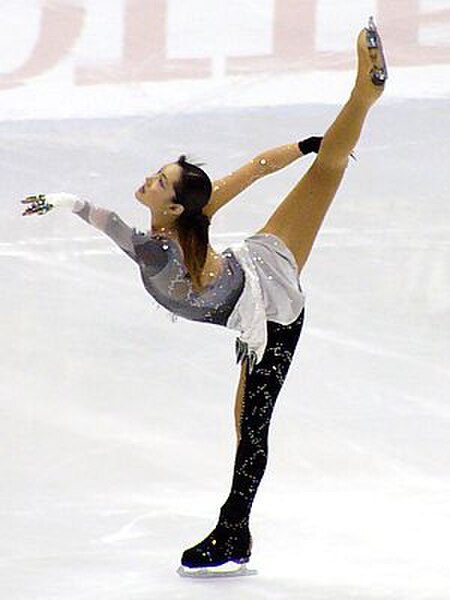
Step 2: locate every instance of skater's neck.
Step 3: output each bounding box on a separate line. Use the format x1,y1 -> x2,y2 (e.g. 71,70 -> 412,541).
151,225 -> 179,241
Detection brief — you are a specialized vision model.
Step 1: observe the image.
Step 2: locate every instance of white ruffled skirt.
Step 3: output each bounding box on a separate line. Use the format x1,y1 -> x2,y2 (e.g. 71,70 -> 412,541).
226,233 -> 305,372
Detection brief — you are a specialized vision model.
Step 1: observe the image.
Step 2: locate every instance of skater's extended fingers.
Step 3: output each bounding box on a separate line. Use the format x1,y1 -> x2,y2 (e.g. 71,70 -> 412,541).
21,205 -> 39,216
22,194 -> 45,203
22,208 -> 45,217
21,198 -> 38,206
21,197 -> 50,216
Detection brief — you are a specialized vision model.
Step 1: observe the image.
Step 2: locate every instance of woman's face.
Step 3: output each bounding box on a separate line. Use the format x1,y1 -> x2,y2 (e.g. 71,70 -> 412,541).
135,162 -> 184,224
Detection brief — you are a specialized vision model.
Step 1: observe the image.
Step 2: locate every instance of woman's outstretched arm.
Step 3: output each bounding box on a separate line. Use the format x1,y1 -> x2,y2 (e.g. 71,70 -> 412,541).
22,193 -> 139,260
203,138 -> 321,220
74,200 -> 138,261
21,193 -> 169,273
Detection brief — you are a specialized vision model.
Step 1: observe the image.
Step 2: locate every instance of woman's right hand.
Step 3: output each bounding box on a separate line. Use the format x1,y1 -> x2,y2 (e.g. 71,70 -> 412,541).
21,192 -> 80,216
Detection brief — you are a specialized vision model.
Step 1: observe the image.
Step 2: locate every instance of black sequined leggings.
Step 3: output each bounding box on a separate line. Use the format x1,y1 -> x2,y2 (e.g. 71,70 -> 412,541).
218,308 -> 305,530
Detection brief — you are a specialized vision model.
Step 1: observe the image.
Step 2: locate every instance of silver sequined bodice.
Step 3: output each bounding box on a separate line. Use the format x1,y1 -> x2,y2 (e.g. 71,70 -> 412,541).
74,201 -> 245,326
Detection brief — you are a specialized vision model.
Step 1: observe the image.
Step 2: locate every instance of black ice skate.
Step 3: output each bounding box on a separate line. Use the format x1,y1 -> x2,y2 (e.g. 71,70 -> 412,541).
177,524 -> 257,578
365,16 -> 388,86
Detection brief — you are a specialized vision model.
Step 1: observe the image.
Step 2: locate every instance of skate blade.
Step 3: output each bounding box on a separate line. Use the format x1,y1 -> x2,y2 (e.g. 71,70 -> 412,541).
177,562 -> 258,579
365,16 -> 388,86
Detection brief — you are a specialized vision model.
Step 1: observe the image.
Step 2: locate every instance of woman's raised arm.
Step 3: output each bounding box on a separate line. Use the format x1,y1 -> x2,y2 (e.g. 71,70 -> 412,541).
203,137 -> 322,220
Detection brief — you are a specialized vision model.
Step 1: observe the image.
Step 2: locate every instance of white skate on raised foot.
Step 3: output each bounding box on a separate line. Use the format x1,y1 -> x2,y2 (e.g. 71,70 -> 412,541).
365,16 -> 388,86
177,561 -> 258,579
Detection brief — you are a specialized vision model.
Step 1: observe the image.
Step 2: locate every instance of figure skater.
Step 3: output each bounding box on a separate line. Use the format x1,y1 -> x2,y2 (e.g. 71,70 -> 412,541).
21,19 -> 387,577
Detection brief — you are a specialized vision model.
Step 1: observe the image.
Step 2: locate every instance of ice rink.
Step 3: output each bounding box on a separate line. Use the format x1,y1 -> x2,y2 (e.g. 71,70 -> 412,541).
1,1 -> 449,598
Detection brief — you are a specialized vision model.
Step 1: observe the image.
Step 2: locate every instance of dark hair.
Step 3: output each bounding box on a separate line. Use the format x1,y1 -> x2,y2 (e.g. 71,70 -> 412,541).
172,155 -> 212,291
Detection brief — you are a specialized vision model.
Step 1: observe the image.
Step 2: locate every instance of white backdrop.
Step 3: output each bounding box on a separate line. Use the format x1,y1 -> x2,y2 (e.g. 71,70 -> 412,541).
1,1 -> 449,599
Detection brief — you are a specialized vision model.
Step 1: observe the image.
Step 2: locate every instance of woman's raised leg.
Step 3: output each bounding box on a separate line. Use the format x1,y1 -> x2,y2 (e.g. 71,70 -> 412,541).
257,26 -> 386,274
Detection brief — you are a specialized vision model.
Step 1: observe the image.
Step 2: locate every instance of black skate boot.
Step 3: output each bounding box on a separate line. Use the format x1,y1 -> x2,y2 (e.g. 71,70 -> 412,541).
177,523 -> 257,578
365,16 -> 388,86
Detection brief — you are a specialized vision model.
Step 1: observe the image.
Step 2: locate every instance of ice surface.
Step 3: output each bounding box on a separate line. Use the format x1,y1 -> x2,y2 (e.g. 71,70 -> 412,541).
1,1 -> 449,599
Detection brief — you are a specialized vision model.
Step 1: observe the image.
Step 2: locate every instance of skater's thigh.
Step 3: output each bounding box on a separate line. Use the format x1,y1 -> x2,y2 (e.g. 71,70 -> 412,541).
257,157 -> 348,273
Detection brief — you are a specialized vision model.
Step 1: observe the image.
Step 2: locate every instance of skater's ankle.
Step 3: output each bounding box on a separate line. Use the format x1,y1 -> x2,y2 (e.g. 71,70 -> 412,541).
350,87 -> 378,109
216,519 -> 250,533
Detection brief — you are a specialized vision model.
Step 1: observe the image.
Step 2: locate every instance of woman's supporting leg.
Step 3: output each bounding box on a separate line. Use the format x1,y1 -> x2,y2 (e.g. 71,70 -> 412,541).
233,359 -> 247,445
220,309 -> 305,525
181,309 -> 305,569
257,28 -> 386,273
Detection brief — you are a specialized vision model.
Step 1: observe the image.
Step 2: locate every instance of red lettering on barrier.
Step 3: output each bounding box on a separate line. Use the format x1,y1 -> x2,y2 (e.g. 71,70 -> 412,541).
1,0 -> 448,88
76,0 -> 211,85
227,0 -> 450,75
377,0 -> 450,65
0,1 -> 85,90
227,0 -> 331,75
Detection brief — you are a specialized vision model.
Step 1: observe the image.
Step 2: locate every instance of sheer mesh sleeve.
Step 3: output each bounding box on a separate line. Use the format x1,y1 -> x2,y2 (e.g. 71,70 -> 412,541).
73,200 -> 169,274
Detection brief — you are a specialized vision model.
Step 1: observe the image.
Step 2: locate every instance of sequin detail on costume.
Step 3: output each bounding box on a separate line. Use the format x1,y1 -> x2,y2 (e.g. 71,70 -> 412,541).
138,240 -> 245,326
220,309 -> 305,529
72,200 -> 245,327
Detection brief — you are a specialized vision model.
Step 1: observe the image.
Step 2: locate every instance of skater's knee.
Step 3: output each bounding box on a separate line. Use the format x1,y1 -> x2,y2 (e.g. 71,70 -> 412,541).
313,152 -> 349,174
